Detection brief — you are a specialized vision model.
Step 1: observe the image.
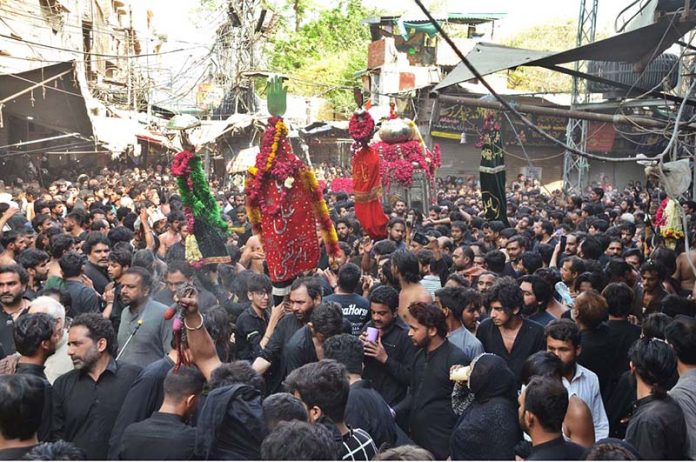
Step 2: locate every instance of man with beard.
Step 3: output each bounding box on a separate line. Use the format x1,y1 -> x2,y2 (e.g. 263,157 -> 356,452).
476,278 -> 545,386
52,313 -> 141,459
505,236 -> 527,277
335,219 -> 357,247
476,271 -> 497,296
158,211 -> 184,258
385,217 -> 406,250
359,285 -> 415,407
117,267 -> 173,368
391,251 -> 432,321
0,230 -> 22,266
82,233 -> 110,296
17,249 -> 49,300
545,319 -> 609,440
452,245 -> 483,284
435,286 -> 484,363
392,199 -> 407,219
519,274 -> 556,326
63,212 -> 87,241
396,302 -> 468,460
0,265 -> 31,355
253,277 -> 323,394
519,376 -> 587,460
153,261 -> 218,311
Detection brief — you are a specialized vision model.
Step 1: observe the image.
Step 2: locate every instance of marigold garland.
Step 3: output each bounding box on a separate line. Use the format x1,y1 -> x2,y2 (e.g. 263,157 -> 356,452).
302,168 -> 340,257
246,116 -> 304,217
657,198 -> 684,241
185,235 -> 204,267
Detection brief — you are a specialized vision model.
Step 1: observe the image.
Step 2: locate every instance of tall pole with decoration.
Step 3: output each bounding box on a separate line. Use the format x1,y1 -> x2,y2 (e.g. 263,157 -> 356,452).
244,76 -> 340,300
349,89 -> 388,239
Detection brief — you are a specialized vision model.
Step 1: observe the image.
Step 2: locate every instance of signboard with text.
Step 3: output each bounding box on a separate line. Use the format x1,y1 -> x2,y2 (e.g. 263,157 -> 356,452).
431,97 -> 567,147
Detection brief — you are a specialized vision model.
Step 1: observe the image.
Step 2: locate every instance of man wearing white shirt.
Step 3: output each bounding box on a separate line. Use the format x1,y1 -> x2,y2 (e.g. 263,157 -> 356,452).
545,319 -> 609,440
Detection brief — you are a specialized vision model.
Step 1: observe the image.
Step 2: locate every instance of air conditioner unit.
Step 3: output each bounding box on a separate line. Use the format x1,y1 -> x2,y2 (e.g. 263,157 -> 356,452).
587,53 -> 679,95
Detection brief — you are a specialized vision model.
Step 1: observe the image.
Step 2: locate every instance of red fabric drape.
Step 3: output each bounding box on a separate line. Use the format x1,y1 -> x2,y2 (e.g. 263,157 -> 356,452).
258,177 -> 321,283
352,146 -> 388,239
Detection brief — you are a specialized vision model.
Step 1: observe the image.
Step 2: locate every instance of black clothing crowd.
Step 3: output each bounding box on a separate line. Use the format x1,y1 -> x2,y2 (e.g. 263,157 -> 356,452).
0,166 -> 695,461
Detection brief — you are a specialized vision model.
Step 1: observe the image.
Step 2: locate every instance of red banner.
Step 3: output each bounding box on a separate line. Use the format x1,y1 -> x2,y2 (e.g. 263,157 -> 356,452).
352,146 -> 388,239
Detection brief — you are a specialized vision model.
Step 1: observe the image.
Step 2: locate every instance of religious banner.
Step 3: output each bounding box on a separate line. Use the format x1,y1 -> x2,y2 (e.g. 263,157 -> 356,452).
245,77 -> 340,284
478,112 -> 509,226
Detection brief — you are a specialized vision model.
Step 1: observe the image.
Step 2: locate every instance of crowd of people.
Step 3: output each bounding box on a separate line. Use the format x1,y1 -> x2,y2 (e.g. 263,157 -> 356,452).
0,163 -> 695,461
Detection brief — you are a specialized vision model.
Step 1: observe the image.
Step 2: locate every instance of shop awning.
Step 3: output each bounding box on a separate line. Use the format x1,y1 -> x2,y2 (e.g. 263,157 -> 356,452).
435,14 -> 696,91
0,61 -> 93,138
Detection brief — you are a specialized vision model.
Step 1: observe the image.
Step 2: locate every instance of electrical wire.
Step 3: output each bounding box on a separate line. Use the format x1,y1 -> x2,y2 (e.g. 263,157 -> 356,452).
0,33 -> 206,58
412,0 -> 695,164
0,6 -> 223,47
615,0 -> 654,33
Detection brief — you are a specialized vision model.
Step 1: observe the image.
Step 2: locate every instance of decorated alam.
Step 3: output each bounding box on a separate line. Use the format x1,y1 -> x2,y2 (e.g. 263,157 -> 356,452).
1,0 -> 696,461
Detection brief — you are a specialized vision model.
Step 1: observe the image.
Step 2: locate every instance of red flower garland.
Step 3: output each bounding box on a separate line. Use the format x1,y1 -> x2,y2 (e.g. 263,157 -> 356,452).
374,140 -> 441,189
349,111 -> 375,144
171,150 -> 195,189
246,116 -> 304,217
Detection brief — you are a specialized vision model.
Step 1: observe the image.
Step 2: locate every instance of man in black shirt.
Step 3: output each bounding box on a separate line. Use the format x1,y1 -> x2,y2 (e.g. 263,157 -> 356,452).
52,313 -> 141,459
153,261 -> 218,310
624,338 -> 688,460
59,252 -> 101,317
574,290 -> 613,396
396,302 -> 469,460
285,359 -> 378,461
82,233 -> 111,296
104,248 -> 131,334
324,263 -> 370,336
520,375 -> 587,460
360,286 -> 415,406
107,346 -> 179,459
476,278 -> 545,385
0,375 -> 44,460
0,313 -> 57,441
235,273 -> 272,361
117,366 -> 205,460
602,282 -> 640,397
17,249 -> 49,301
0,264 -> 31,355
253,277 -> 322,393
324,334 -> 402,450
284,303 -> 344,374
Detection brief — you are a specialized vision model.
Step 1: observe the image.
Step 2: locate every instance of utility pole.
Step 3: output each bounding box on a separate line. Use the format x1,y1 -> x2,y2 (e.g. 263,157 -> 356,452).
563,0 -> 598,193
213,0 -> 268,117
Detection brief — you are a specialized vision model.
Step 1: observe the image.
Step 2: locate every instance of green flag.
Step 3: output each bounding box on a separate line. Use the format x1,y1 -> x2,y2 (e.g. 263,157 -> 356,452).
478,112 -> 509,226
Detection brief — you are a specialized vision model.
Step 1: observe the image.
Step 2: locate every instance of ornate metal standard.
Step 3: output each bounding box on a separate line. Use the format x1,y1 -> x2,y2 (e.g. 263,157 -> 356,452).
563,0 -> 598,193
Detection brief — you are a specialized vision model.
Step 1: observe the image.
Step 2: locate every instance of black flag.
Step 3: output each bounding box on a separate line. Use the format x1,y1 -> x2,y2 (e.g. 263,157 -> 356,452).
478,112 -> 509,226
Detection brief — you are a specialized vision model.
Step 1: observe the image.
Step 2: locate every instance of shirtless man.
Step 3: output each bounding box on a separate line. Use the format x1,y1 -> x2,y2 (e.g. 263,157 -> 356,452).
391,251 -> 432,321
158,211 -> 184,258
0,230 -> 23,266
674,249 -> 696,291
